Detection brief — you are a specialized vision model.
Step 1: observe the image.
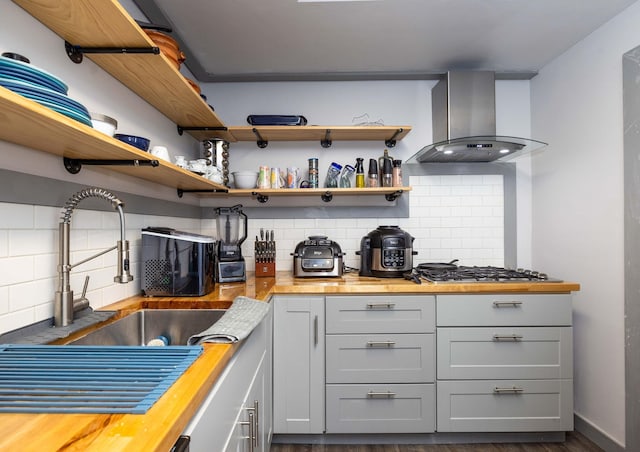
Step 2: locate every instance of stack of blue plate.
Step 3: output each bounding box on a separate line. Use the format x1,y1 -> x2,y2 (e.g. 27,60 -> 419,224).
0,55 -> 92,127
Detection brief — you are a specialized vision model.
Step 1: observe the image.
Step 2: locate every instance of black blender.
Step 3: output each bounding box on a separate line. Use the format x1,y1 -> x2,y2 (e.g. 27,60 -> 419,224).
214,204 -> 247,282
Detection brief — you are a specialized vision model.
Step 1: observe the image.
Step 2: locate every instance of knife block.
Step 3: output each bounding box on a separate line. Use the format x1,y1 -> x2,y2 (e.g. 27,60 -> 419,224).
256,261 -> 275,277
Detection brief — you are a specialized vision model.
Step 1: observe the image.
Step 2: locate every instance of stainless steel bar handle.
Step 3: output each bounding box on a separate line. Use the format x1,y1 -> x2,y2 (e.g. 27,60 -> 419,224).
238,419 -> 252,451
367,391 -> 396,398
313,315 -> 318,346
253,400 -> 259,448
492,334 -> 523,341
366,340 -> 396,347
248,411 -> 256,451
366,303 -> 396,309
492,301 -> 523,308
493,386 -> 524,394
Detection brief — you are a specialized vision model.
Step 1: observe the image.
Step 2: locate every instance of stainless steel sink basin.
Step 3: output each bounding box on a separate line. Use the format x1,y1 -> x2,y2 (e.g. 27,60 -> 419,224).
67,309 -> 226,346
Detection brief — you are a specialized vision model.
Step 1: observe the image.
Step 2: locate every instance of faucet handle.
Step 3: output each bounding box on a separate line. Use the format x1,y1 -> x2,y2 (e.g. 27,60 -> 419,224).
73,275 -> 90,312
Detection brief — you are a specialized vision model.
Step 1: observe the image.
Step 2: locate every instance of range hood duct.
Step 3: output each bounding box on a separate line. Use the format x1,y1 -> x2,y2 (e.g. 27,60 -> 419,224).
409,71 -> 546,163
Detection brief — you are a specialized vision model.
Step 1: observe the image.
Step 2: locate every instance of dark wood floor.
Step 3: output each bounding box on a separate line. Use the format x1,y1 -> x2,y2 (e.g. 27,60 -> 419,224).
270,431 -> 603,451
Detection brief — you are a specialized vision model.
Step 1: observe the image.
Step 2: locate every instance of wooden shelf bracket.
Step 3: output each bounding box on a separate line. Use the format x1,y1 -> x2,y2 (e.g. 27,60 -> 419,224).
65,41 -> 159,64
385,128 -> 404,148
63,157 -> 159,174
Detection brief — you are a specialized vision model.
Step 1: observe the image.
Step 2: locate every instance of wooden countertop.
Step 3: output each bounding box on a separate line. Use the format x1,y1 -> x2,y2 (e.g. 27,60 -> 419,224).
0,273 -> 579,451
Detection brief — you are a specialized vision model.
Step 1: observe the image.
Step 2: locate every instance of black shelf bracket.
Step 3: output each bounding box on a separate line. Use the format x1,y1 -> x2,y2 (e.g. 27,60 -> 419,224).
65,41 -> 159,64
321,191 -> 333,202
251,192 -> 270,203
176,188 -> 229,198
63,157 -> 159,174
321,129 -> 332,148
384,190 -> 404,202
177,125 -> 228,136
251,128 -> 268,148
385,128 -> 404,148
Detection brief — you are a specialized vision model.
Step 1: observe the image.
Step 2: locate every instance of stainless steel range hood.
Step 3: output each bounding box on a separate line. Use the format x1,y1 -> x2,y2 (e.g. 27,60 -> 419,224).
408,71 -> 546,163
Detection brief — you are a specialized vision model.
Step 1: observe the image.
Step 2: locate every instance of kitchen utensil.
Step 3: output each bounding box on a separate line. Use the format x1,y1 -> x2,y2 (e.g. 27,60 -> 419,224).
90,112 -> 118,136
357,225 -> 416,277
114,133 -> 150,151
174,155 -> 187,168
150,145 -> 170,161
257,166 -> 270,189
214,205 -> 247,282
143,29 -> 186,71
232,171 -> 258,189
271,167 -> 285,188
286,167 -> 301,188
292,235 -> 344,278
255,228 -> 276,277
246,115 -> 307,126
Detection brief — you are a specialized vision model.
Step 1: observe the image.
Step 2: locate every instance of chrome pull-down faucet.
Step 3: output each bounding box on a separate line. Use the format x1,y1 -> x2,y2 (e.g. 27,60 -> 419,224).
55,188 -> 134,327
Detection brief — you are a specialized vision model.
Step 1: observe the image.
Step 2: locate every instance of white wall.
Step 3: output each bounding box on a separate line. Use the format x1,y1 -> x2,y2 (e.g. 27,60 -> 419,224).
531,2 -> 640,447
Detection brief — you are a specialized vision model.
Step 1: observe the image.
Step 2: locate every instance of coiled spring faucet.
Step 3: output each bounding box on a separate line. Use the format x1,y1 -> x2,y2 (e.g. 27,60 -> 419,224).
55,188 -> 134,327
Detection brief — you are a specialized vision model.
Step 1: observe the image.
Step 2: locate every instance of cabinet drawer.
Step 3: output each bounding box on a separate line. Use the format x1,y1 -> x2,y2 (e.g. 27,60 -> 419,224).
437,327 -> 573,379
326,333 -> 434,383
326,295 -> 435,333
436,294 -> 572,326
326,383 -> 435,433
437,379 -> 573,432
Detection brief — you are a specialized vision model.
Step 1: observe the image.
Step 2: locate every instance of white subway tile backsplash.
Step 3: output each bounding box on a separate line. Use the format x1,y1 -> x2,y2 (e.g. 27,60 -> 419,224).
9,230 -> 56,256
0,256 -> 34,286
0,173 -> 505,334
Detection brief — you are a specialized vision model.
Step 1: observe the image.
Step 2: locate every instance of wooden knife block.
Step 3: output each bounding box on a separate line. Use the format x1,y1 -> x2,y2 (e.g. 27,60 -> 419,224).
256,261 -> 275,277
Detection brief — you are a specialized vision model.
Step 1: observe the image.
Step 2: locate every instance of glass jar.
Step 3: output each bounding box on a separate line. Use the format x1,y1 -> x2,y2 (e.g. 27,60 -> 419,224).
339,164 -> 355,188
324,162 -> 343,188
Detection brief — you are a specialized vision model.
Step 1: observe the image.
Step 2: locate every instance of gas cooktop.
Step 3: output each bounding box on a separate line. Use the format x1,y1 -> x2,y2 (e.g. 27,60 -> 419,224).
407,263 -> 562,284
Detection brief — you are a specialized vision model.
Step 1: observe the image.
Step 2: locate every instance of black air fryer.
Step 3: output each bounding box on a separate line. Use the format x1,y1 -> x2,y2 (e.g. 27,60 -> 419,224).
357,226 -> 416,277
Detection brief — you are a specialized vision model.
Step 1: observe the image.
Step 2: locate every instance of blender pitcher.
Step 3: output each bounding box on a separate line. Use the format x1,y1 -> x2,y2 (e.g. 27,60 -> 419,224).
214,204 -> 248,282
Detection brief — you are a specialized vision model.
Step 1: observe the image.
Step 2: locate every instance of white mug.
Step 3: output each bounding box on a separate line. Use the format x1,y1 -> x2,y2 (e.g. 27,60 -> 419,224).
174,155 -> 187,168
150,145 -> 170,161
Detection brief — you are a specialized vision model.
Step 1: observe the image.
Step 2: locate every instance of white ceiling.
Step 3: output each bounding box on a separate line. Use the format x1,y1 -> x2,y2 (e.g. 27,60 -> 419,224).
134,0 -> 637,82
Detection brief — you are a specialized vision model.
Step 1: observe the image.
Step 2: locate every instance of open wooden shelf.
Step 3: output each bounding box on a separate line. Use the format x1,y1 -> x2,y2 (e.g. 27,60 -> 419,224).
8,0 -> 413,204
228,125 -> 412,147
0,87 -> 227,192
13,0 -> 235,142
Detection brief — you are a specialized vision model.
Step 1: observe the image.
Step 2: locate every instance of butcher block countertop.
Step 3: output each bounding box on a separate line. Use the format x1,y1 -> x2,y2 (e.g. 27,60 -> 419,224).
0,272 -> 579,451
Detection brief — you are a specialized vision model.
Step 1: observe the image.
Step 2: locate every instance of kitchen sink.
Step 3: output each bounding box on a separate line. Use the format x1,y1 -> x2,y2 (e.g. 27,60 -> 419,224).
67,309 -> 226,346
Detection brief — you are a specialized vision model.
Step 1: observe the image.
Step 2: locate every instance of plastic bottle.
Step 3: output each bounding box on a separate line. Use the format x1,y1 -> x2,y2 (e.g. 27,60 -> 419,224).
324,162 -> 343,188
355,158 -> 365,188
392,159 -> 403,187
339,164 -> 355,188
367,159 -> 379,187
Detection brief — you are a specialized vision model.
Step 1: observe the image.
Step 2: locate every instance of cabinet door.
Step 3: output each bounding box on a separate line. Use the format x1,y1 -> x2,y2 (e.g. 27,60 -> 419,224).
184,304 -> 271,451
437,327 -> 573,379
273,296 -> 325,434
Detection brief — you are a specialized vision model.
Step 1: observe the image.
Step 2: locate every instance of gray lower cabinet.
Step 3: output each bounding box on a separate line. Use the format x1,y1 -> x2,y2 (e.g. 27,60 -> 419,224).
325,295 -> 436,434
272,295 -> 325,434
183,303 -> 272,451
436,294 -> 573,433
